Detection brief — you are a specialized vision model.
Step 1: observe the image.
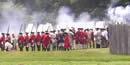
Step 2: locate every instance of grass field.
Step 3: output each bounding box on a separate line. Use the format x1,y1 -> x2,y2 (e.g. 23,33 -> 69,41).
0,48 -> 130,65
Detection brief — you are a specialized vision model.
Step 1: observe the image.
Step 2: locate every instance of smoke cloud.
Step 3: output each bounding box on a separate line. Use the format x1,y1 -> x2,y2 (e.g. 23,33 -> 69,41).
107,0 -> 130,24
0,1 -> 57,34
56,6 -> 99,30
0,0 -> 113,35
0,1 -> 27,33
107,5 -> 130,24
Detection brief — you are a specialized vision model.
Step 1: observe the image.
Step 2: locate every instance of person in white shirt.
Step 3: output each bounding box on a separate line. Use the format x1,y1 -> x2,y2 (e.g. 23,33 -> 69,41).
12,33 -> 17,51
94,28 -> 102,48
101,28 -> 108,48
50,30 -> 57,51
5,40 -> 13,51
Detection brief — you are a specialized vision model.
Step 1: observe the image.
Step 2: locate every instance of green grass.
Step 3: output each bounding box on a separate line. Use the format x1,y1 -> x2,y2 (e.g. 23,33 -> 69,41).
0,48 -> 130,65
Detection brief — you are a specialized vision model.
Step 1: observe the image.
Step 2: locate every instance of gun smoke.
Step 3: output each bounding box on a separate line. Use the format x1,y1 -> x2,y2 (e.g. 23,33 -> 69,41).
0,0 -> 129,35
107,0 -> 130,24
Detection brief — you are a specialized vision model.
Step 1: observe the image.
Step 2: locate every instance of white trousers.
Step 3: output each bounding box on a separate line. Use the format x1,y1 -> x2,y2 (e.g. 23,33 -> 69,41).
5,42 -> 13,51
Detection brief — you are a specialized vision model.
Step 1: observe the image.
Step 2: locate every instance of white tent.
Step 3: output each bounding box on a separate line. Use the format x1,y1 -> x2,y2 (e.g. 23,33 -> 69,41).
37,24 -> 43,32
26,24 -> 34,33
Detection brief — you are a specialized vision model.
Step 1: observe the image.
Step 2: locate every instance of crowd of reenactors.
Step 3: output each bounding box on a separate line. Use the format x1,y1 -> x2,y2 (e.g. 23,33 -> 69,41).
0,27 -> 109,52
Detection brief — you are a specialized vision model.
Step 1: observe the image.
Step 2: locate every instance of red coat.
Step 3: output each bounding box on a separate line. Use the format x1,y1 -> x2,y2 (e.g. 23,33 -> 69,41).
43,35 -> 51,48
41,33 -> 46,42
79,31 -> 85,44
64,35 -> 70,48
83,32 -> 88,44
17,35 -> 24,46
29,34 -> 35,47
35,34 -> 41,42
6,36 -> 11,43
0,35 -> 5,46
75,30 -> 82,44
24,35 -> 29,47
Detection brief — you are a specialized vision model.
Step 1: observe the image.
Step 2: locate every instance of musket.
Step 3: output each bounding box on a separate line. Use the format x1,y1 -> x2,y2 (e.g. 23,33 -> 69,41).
36,23 -> 39,33
31,24 -> 34,32
7,24 -> 10,33
19,24 -> 23,33
46,24 -> 50,32
42,24 -> 44,32
24,24 -> 26,33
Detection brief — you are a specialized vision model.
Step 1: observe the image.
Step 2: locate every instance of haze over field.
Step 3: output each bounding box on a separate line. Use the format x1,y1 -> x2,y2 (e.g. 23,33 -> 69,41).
0,0 -> 129,34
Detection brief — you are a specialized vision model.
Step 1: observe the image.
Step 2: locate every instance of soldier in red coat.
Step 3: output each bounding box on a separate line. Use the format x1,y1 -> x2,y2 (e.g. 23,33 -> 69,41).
5,33 -> 12,51
35,32 -> 41,51
0,33 -> 5,51
6,33 -> 11,43
78,31 -> 86,49
24,32 -> 29,51
43,32 -> 51,51
75,28 -> 83,49
41,32 -> 46,51
17,33 -> 24,51
75,30 -> 81,44
41,32 -> 45,41
29,32 -> 36,51
83,30 -> 89,49
64,33 -> 70,51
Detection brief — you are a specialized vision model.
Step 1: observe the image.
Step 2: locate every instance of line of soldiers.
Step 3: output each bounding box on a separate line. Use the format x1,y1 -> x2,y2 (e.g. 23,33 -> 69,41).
0,28 -> 109,52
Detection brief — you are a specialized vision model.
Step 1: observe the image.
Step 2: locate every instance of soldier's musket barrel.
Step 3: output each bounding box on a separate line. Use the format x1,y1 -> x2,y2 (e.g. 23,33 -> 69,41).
46,25 -> 50,32
36,23 -> 39,33
31,24 -> 34,33
24,24 -> 26,33
19,24 -> 23,33
7,24 -> 10,34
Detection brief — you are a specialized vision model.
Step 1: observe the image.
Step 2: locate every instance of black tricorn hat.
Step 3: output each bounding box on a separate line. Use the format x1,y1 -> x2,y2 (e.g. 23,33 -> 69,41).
19,32 -> 22,34
1,33 -> 4,35
6,33 -> 10,35
37,32 -> 40,34
45,32 -> 49,35
78,28 -> 83,30
41,31 -> 45,33
31,32 -> 34,34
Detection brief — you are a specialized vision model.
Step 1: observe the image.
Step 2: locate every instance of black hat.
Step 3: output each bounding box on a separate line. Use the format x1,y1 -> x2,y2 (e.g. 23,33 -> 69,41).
41,31 -> 45,33
78,28 -> 83,30
1,33 -> 4,35
96,28 -> 100,30
31,32 -> 34,34
6,33 -> 10,35
37,32 -> 40,34
19,32 -> 22,34
45,31 -> 49,34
